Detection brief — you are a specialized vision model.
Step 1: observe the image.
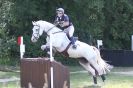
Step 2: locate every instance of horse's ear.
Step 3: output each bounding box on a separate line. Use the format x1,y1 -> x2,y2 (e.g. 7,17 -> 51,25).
32,21 -> 36,25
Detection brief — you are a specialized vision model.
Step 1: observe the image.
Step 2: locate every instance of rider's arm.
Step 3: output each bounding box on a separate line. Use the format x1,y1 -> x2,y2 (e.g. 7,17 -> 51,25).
53,16 -> 60,25
61,21 -> 69,27
60,15 -> 69,27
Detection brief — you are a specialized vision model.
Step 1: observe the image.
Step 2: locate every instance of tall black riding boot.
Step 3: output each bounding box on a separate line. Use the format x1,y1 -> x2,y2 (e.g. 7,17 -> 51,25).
70,37 -> 77,49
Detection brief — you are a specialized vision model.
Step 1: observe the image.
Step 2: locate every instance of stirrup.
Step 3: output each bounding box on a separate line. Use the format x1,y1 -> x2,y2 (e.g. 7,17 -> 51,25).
72,44 -> 77,49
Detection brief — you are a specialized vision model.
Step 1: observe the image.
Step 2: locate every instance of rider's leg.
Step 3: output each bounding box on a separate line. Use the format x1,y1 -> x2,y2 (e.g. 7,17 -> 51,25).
64,25 -> 77,49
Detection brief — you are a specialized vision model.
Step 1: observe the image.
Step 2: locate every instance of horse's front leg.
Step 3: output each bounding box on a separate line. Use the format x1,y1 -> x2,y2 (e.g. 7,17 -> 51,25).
41,44 -> 50,57
41,44 -> 57,57
41,44 -> 50,52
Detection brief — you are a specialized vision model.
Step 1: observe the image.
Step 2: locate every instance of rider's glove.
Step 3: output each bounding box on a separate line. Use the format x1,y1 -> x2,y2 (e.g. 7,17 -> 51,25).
54,21 -> 60,25
59,21 -> 64,27
54,21 -> 64,27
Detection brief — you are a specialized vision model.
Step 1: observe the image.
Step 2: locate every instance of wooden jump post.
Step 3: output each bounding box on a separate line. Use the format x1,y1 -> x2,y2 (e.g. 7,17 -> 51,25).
20,35 -> 70,88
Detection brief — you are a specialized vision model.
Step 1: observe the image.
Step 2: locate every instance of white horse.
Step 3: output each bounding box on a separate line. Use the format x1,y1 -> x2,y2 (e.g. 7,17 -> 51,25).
31,20 -> 112,85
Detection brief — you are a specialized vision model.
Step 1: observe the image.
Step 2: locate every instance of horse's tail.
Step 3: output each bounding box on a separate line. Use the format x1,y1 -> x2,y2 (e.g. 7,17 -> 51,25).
98,56 -> 113,74
93,47 -> 113,74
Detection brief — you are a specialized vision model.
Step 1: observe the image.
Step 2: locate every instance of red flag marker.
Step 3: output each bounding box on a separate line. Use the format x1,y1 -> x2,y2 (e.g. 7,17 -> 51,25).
17,36 -> 21,45
17,36 -> 25,58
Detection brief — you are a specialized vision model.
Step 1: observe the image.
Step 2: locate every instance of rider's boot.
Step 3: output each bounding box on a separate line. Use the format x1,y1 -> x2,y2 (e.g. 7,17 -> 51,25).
70,37 -> 77,49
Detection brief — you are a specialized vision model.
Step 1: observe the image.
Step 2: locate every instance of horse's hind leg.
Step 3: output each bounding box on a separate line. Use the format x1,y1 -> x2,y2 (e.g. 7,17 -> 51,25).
79,61 -> 96,76
86,57 -> 104,76
79,61 -> 98,84
93,76 -> 97,84
101,74 -> 106,82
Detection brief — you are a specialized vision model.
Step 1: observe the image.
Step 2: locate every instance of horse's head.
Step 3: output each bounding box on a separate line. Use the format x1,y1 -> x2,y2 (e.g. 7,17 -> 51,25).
31,20 -> 63,42
31,21 -> 44,42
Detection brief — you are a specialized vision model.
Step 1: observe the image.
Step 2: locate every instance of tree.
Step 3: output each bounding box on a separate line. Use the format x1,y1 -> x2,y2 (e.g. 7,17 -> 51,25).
0,0 -> 17,65
1,0 -> 133,65
103,0 -> 133,49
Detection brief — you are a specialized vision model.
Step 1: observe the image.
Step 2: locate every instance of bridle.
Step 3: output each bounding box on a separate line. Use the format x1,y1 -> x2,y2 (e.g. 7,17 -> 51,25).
46,24 -> 63,35
46,25 -> 57,34
32,23 -> 63,39
32,25 -> 40,40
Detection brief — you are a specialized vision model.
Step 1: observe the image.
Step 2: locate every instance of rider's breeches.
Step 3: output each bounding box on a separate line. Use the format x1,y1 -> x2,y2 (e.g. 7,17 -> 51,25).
64,25 -> 74,38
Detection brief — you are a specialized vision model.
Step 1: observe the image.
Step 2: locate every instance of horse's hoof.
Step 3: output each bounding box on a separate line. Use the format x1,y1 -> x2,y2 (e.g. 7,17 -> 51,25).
101,81 -> 105,86
93,84 -> 98,86
41,45 -> 46,50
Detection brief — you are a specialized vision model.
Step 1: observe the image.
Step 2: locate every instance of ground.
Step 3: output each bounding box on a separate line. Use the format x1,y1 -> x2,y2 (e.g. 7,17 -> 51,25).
0,66 -> 133,88
70,66 -> 133,88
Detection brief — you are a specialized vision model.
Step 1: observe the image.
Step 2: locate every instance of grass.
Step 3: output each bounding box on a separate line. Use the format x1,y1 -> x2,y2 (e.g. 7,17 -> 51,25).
70,72 -> 133,88
69,66 -> 133,88
0,71 -> 20,88
0,71 -> 19,79
0,66 -> 133,88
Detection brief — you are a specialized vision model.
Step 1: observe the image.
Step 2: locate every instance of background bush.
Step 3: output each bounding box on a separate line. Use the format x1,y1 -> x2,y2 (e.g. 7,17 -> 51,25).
0,0 -> 133,65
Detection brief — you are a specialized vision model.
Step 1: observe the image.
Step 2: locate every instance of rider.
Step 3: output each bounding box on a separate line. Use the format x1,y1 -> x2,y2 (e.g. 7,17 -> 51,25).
54,8 -> 77,49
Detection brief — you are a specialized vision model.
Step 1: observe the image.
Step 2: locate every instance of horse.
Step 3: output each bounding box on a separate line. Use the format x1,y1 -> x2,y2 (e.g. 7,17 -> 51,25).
31,20 -> 112,85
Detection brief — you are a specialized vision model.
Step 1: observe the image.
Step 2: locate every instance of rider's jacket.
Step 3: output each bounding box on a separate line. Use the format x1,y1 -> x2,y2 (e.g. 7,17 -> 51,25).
54,14 -> 72,29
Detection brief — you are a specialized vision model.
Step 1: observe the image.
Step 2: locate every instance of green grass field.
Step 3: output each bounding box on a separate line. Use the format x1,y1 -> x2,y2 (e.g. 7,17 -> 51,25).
70,66 -> 133,88
70,72 -> 133,88
0,66 -> 133,88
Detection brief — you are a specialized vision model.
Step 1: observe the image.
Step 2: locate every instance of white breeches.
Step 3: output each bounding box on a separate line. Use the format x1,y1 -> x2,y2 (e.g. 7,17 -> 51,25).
63,25 -> 74,37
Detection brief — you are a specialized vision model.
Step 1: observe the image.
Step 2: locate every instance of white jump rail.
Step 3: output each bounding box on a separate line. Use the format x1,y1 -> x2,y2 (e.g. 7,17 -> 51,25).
50,33 -> 54,88
18,35 -> 54,88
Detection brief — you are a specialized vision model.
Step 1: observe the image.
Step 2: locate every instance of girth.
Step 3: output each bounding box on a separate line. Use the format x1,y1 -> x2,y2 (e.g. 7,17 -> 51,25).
60,43 -> 71,57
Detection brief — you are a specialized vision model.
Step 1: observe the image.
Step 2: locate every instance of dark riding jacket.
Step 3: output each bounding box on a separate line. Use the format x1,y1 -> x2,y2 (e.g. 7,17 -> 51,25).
54,14 -> 72,29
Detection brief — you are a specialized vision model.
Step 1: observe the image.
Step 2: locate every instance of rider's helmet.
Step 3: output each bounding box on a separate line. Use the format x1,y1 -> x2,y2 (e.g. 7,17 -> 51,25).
56,8 -> 64,14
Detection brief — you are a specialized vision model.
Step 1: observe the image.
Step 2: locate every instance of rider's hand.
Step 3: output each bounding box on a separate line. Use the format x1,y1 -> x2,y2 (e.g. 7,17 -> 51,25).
59,21 -> 65,27
54,21 -> 60,26
54,21 -> 65,27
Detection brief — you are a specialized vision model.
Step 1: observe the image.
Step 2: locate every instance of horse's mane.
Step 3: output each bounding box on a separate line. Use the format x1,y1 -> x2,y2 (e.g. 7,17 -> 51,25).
36,20 -> 62,31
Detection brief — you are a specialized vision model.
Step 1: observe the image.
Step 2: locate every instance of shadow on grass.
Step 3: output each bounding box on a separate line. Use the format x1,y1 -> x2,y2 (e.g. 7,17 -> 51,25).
83,85 -> 101,88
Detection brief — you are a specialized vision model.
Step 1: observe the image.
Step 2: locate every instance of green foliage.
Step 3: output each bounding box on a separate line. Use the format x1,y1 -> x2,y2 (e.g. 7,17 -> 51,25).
103,0 -> 133,49
0,0 -> 133,65
0,0 -> 16,65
